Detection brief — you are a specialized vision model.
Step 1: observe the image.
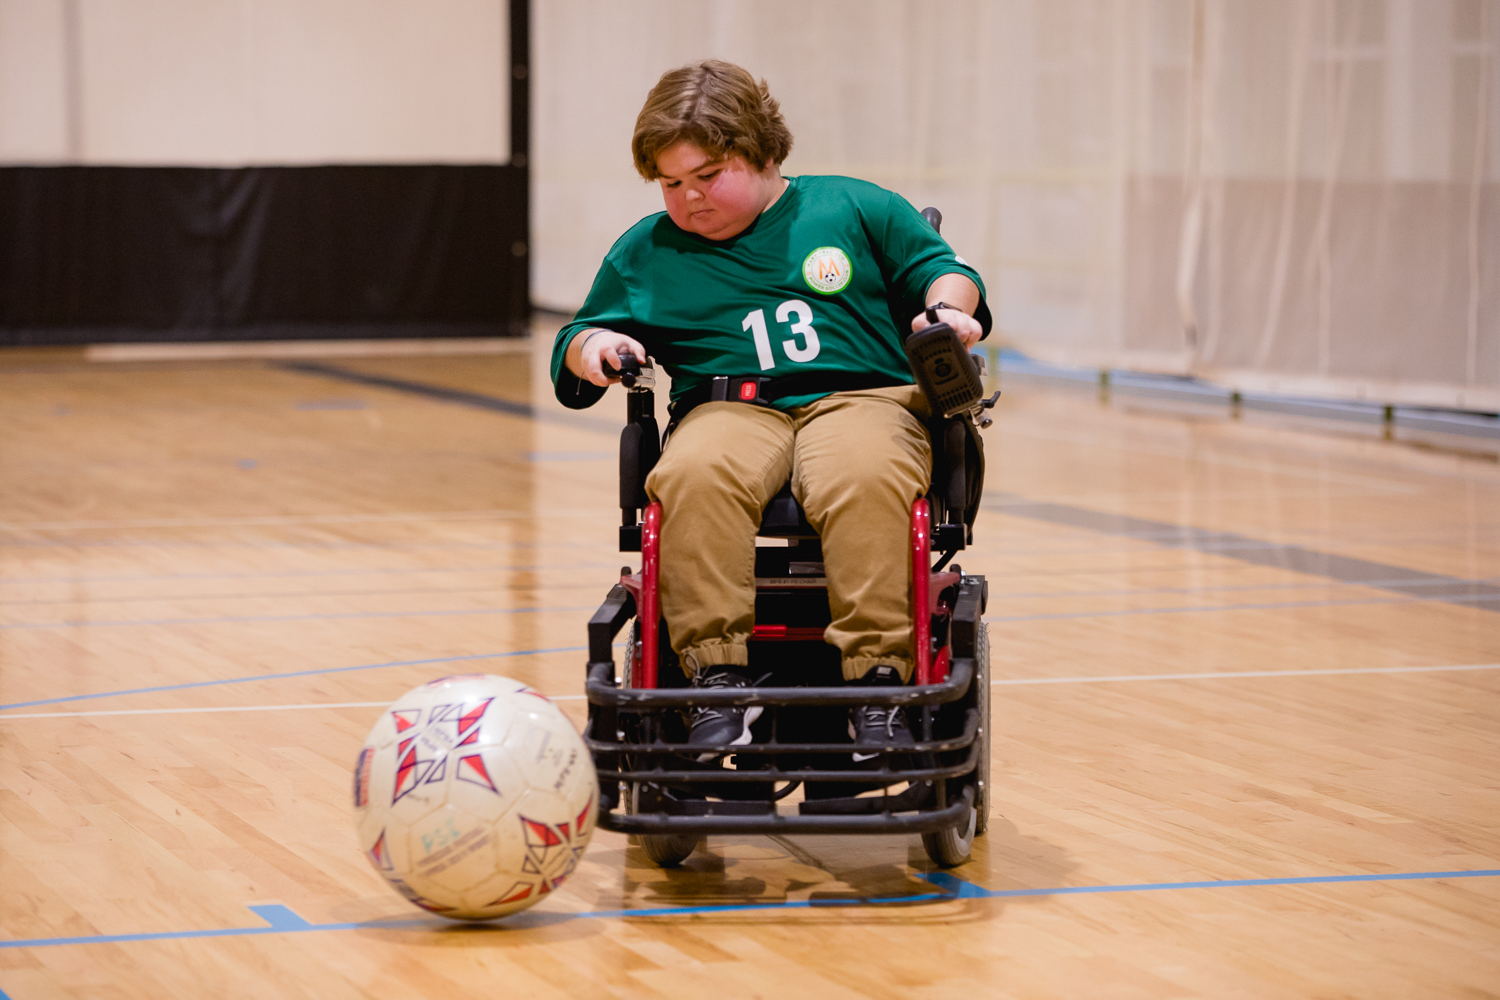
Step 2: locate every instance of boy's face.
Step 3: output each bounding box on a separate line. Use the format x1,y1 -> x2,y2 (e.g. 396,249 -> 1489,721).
655,141 -> 781,241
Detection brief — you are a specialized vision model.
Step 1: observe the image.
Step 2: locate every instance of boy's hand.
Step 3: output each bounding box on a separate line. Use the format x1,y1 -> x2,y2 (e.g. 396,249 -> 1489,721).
912,308 -> 983,348
567,329 -> 648,386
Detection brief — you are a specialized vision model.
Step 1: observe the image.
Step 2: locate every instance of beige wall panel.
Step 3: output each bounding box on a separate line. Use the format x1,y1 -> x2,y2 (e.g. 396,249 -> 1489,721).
0,0 -> 70,160
75,0 -> 247,164
0,0 -> 508,166
240,0 -> 507,165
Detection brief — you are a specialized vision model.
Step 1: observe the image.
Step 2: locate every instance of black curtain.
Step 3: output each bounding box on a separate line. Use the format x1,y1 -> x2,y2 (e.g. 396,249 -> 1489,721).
0,163 -> 528,344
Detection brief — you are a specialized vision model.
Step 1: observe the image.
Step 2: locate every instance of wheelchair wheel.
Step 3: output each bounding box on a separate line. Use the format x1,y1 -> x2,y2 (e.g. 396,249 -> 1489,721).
640,832 -> 701,867
622,618 -> 639,688
621,620 -> 702,868
630,783 -> 701,868
921,620 -> 990,867
921,795 -> 977,867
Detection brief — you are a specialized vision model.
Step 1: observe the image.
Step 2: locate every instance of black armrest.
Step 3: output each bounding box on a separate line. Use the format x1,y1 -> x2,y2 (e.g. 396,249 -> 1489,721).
555,367 -> 608,410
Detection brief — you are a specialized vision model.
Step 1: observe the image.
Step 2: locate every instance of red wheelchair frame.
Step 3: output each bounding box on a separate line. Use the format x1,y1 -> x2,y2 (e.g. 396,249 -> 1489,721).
580,355 -> 992,868
626,497 -> 954,690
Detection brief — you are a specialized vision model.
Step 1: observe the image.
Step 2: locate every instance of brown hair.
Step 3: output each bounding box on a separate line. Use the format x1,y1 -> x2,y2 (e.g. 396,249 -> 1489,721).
631,60 -> 794,180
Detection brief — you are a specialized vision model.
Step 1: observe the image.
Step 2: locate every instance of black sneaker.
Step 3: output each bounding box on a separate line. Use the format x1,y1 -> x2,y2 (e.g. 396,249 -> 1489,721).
688,666 -> 762,761
848,665 -> 915,763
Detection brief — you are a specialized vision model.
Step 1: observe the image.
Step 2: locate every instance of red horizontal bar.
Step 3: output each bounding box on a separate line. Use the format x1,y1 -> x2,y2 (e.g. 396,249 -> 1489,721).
750,625 -> 827,642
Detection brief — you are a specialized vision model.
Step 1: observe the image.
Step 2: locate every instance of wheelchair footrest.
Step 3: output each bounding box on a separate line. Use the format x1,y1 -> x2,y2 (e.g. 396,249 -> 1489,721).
798,781 -> 932,816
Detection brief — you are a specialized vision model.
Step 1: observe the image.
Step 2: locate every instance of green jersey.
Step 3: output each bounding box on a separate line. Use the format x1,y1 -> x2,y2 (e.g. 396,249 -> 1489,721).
551,174 -> 990,412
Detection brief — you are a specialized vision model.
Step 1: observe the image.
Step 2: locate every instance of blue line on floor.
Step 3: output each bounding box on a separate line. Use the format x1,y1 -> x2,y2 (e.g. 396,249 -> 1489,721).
0,604 -> 595,631
1,869 -> 1494,949
248,904 -> 313,931
0,585 -> 598,609
0,557 -> 611,586
0,538 -> 617,555
0,646 -> 587,712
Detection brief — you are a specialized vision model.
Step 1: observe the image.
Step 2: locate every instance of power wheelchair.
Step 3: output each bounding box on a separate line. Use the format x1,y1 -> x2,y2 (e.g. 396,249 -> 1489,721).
580,209 -> 996,869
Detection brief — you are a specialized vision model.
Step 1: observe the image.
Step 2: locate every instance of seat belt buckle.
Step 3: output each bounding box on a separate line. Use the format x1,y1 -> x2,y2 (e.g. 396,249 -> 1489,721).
707,375 -> 773,407
729,376 -> 773,406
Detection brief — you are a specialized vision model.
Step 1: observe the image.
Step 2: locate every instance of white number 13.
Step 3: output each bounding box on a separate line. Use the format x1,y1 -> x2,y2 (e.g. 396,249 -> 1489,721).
741,299 -> 821,370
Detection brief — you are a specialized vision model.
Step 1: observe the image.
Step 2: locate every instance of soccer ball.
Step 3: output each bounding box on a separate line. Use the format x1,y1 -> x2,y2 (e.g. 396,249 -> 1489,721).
352,674 -> 597,920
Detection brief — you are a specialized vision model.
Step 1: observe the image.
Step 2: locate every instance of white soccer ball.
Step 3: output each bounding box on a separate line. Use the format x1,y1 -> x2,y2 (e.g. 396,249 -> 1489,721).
352,674 -> 597,920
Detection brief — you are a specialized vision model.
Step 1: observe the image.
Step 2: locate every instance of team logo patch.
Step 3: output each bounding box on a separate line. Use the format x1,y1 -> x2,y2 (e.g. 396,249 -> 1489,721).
802,246 -> 852,295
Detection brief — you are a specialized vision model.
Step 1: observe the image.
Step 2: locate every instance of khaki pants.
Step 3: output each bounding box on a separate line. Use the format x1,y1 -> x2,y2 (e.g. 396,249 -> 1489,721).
644,385 -> 932,682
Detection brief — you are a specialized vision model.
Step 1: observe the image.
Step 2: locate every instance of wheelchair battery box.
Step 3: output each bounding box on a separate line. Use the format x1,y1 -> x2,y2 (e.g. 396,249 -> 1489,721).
904,321 -> 986,419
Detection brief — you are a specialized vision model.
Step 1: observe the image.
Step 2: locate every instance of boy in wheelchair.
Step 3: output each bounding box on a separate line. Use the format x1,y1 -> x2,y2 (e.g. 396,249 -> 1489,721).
552,60 -> 991,759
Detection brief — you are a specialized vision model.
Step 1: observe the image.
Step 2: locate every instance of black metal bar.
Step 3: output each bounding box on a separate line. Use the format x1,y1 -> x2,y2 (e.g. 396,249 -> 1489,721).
587,586 -> 634,665
586,708 -> 979,759
587,657 -> 973,709
619,421 -> 642,518
507,0 -> 530,330
599,751 -> 976,783
508,0 -> 529,163
599,787 -> 973,836
932,523 -> 966,552
627,390 -> 661,508
949,578 -> 984,658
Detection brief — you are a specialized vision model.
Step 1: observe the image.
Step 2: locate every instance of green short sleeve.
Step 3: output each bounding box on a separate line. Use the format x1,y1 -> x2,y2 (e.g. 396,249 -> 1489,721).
878,193 -> 993,339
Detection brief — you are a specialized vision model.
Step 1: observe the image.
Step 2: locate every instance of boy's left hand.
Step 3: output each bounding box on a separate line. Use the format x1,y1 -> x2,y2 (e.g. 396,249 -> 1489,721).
912,308 -> 983,347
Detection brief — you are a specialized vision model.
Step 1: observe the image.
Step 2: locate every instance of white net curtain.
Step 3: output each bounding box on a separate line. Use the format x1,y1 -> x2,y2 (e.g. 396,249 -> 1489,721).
535,0 -> 1499,410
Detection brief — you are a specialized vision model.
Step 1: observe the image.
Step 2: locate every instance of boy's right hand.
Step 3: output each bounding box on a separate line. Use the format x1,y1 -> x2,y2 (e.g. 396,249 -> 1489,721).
567,328 -> 648,386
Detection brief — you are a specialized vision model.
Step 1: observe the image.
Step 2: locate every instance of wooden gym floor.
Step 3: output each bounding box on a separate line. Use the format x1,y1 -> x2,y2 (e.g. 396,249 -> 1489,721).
1,329 -> 1497,999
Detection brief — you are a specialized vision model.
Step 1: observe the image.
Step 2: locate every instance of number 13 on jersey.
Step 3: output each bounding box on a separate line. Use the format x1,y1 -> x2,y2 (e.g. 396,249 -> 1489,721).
742,300 -> 821,370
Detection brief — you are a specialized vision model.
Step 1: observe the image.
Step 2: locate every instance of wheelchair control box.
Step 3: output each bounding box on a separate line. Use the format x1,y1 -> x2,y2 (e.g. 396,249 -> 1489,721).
905,317 -> 987,419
